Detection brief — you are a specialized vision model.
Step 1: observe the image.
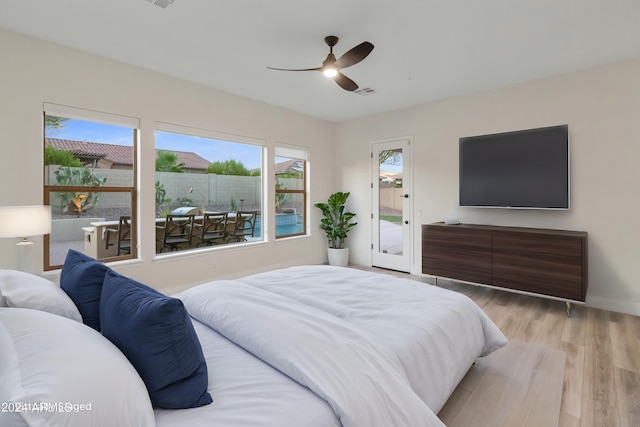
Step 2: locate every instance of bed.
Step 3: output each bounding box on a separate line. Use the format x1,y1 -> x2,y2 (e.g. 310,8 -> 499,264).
0,255 -> 507,427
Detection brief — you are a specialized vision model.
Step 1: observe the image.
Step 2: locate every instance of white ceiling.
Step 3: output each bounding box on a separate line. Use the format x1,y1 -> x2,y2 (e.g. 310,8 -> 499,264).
2,0 -> 640,122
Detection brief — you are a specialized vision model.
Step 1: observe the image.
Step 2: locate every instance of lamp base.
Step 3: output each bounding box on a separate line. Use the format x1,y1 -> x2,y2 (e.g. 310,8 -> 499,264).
16,240 -> 35,274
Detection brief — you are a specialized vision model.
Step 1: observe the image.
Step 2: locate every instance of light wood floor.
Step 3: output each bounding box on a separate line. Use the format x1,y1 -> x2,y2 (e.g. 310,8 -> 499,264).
440,339 -> 566,427
354,266 -> 640,427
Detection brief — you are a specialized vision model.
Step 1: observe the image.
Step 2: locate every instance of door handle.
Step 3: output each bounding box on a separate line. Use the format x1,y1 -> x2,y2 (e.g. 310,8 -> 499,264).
399,194 -> 409,198
404,220 -> 409,225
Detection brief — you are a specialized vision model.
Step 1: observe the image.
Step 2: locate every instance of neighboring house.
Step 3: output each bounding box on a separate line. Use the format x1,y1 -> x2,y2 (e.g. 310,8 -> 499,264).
274,158 -> 302,174
272,158 -> 304,176
46,138 -> 211,174
379,171 -> 402,186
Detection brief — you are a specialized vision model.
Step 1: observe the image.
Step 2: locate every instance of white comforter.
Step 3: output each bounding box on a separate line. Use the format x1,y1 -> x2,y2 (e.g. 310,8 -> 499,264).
237,265 -> 508,412
171,265 -> 506,427
181,281 -> 446,427
154,318 -> 341,427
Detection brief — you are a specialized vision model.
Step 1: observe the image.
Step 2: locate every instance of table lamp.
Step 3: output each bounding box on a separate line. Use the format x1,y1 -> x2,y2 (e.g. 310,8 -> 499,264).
0,205 -> 52,273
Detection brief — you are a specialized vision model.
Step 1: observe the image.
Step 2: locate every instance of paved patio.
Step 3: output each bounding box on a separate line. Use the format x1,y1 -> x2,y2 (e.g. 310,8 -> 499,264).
379,219 -> 403,255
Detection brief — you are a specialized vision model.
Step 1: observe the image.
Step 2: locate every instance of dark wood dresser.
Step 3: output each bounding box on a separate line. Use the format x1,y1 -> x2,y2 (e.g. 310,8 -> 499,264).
422,223 -> 588,304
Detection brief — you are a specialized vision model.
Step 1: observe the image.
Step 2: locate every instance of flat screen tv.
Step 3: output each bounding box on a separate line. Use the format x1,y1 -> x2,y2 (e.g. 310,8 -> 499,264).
459,124 -> 569,210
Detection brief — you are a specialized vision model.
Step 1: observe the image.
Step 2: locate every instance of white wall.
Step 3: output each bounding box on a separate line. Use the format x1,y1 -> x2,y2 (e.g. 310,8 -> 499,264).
336,58 -> 640,316
0,29 -> 335,293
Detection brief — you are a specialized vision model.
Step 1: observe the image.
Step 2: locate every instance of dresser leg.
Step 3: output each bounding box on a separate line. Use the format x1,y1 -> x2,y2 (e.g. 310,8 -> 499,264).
565,302 -> 572,317
433,277 -> 438,287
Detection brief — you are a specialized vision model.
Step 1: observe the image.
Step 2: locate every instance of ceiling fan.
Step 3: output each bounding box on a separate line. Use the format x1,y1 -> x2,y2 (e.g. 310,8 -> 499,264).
268,36 -> 374,92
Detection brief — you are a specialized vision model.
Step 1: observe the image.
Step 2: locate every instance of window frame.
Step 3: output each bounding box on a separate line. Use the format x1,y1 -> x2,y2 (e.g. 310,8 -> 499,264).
274,145 -> 309,240
42,103 -> 139,270
154,122 -> 267,256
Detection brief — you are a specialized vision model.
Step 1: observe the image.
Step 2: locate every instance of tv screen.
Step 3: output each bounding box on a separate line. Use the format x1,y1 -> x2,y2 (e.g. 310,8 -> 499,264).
459,125 -> 569,210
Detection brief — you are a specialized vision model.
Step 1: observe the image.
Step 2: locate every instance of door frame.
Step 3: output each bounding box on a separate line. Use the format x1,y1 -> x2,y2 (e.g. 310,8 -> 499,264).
370,136 -> 412,272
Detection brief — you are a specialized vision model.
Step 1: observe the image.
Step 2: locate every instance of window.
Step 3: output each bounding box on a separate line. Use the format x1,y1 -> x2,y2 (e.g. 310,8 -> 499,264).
43,103 -> 138,270
274,146 -> 307,239
154,123 -> 264,254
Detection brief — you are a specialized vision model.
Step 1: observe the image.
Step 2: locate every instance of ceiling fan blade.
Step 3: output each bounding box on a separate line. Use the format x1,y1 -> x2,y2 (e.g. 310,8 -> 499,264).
334,41 -> 374,69
267,66 -> 322,72
334,72 -> 359,91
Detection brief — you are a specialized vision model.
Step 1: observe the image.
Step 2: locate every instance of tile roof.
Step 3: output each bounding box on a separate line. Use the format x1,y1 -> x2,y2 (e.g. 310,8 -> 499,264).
46,138 -> 210,170
274,158 -> 303,175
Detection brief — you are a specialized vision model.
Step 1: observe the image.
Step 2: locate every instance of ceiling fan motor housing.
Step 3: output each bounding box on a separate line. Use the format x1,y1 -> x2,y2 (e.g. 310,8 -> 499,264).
324,35 -> 339,47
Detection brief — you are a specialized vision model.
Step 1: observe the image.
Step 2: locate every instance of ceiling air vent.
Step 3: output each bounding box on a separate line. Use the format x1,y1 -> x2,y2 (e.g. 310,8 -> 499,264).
354,87 -> 377,96
144,0 -> 174,9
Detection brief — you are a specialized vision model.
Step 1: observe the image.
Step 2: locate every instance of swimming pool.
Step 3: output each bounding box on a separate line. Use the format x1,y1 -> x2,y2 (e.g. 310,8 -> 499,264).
253,213 -> 304,237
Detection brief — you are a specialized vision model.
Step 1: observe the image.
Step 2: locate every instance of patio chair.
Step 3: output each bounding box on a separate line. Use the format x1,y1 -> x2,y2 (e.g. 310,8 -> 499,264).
105,215 -> 132,256
156,214 -> 194,252
226,210 -> 257,243
192,212 -> 228,247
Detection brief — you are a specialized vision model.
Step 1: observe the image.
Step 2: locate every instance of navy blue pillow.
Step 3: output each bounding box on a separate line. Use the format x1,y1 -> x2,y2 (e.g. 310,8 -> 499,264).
100,270 -> 212,409
60,249 -> 110,331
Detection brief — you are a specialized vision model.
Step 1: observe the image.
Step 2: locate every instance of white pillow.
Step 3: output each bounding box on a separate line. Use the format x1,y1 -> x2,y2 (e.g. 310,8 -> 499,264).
0,307 -> 156,427
0,269 -> 82,321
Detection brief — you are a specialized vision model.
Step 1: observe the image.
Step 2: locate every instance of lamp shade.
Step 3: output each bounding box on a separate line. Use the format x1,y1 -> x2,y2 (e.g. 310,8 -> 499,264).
0,205 -> 52,238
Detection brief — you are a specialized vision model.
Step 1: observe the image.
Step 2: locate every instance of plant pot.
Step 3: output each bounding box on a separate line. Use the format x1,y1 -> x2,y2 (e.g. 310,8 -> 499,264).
327,247 -> 349,267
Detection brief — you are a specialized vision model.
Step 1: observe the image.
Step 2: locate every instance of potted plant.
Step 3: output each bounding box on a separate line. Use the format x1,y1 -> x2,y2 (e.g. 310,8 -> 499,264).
314,191 -> 357,266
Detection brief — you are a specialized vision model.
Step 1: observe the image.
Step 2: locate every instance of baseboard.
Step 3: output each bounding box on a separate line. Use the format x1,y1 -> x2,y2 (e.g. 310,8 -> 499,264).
586,295 -> 640,317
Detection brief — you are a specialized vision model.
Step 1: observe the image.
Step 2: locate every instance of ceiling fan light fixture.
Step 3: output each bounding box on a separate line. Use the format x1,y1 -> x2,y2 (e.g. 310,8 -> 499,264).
267,36 -> 374,91
323,68 -> 338,78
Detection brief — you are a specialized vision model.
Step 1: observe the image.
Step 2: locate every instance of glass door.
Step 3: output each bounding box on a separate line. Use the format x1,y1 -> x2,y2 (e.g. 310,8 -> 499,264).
371,138 -> 411,272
